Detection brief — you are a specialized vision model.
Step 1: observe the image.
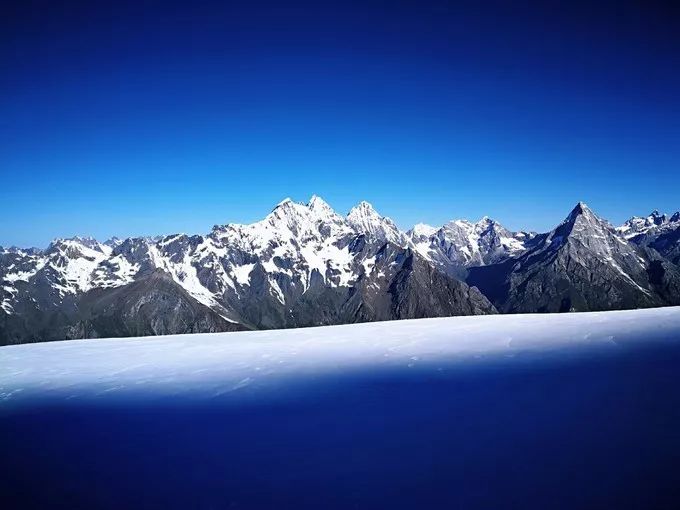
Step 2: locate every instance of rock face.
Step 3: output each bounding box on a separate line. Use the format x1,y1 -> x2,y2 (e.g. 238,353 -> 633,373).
616,210 -> 673,239
619,211 -> 680,266
0,196 -> 495,345
407,217 -> 536,278
3,197 -> 679,345
468,203 -> 680,313
0,270 -> 244,345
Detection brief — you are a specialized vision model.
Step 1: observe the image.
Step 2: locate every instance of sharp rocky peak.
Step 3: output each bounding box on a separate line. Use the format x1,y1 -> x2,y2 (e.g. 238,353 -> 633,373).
307,194 -> 332,212
347,201 -> 407,245
347,201 -> 384,227
568,201 -> 593,218
560,202 -> 607,230
46,236 -> 107,255
348,200 -> 378,216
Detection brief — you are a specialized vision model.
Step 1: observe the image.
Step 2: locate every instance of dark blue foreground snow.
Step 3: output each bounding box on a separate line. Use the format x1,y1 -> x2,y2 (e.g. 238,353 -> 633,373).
2,308 -> 680,509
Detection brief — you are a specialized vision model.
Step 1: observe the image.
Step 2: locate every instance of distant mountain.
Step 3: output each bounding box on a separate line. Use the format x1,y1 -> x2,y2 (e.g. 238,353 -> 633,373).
407,217 -> 536,278
1,197 -> 495,344
468,203 -> 680,313
2,197 -> 679,345
618,210 -> 680,265
616,210 -> 678,239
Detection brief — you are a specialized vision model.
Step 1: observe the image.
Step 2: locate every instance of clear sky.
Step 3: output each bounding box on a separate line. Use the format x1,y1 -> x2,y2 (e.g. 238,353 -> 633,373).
1,0 -> 679,247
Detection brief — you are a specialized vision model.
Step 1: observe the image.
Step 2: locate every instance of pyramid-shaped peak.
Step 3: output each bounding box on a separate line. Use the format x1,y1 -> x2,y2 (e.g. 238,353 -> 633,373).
573,201 -> 591,213
565,201 -> 598,222
307,194 -> 332,211
352,200 -> 377,212
555,202 -> 608,236
347,200 -> 406,244
347,201 -> 382,220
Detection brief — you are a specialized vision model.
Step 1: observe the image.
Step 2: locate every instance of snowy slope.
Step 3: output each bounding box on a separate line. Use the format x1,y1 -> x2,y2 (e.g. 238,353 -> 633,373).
407,216 -> 534,276
2,196 -> 497,342
617,210 -> 680,239
3,198 -> 679,345
1,306 -> 678,404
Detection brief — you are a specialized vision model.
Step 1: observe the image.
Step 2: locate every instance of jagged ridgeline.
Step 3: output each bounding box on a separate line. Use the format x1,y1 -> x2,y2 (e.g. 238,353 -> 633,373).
1,197 -> 679,344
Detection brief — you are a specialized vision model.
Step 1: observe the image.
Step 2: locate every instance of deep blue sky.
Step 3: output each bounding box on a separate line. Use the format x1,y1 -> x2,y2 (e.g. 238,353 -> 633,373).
1,0 -> 679,247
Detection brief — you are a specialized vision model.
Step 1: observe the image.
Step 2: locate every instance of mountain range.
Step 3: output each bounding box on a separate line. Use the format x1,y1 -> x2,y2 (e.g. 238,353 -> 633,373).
2,197 -> 679,344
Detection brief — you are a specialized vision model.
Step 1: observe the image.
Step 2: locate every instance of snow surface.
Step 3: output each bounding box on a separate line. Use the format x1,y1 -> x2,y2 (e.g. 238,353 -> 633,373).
1,306 -> 678,405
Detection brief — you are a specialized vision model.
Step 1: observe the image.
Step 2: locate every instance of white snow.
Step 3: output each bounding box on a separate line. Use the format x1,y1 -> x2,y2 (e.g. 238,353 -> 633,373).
1,306 -> 678,404
616,210 -> 680,239
92,254 -> 139,288
2,258 -> 46,284
347,201 -> 408,246
232,263 -> 256,286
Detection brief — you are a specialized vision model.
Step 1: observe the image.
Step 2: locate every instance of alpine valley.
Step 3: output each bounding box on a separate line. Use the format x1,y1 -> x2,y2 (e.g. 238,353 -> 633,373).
1,197 -> 679,345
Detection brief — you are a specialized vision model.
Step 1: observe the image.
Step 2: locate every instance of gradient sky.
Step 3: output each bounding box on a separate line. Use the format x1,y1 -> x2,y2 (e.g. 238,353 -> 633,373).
1,0 -> 679,247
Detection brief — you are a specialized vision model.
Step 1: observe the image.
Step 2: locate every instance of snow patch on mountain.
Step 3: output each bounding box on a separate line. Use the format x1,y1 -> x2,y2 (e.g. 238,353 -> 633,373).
347,201 -> 409,246
408,215 -> 533,275
617,210 -> 680,240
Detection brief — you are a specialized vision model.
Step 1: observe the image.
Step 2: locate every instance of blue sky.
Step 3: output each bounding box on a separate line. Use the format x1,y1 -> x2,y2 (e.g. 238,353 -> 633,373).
1,1 -> 679,247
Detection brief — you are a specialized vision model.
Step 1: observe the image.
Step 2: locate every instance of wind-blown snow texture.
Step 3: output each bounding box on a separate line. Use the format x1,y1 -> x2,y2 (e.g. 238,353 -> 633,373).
1,306 -> 679,405
2,307 -> 680,509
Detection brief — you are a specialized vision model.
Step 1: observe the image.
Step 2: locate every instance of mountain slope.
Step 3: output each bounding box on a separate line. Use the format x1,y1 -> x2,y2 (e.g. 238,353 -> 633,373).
408,216 -> 535,277
3,197 -> 678,345
619,210 -> 680,265
616,210 -> 677,239
1,196 -> 495,344
468,203 -> 680,313
0,269 -> 244,345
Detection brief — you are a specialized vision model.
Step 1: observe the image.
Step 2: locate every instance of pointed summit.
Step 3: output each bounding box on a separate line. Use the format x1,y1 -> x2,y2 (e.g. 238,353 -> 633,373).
468,201 -> 668,314
571,201 -> 591,215
349,200 -> 377,214
347,201 -> 407,246
562,202 -> 601,228
347,201 -> 380,227
307,194 -> 332,213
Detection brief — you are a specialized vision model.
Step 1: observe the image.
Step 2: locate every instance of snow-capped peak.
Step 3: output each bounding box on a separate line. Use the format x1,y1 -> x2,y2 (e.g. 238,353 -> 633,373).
347,200 -> 377,218
347,201 -> 407,246
560,202 -> 609,231
616,209 -> 678,240
568,201 -> 594,219
408,223 -> 437,241
308,194 -> 332,212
